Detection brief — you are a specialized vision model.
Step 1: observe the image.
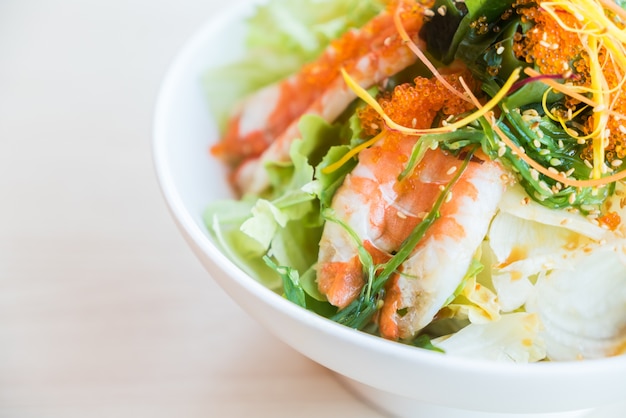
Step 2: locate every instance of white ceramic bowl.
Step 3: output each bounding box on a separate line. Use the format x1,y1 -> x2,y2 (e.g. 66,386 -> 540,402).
153,2 -> 626,417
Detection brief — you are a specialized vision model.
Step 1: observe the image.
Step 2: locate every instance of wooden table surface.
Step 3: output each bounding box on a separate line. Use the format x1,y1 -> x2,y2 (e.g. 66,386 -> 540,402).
0,1 -> 385,416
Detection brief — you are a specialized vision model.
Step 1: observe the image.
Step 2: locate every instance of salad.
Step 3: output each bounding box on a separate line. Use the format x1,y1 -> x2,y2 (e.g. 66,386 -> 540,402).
205,0 -> 626,362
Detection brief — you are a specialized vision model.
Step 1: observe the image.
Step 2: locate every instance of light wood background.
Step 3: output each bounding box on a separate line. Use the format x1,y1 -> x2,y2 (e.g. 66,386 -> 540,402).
0,1 -> 385,416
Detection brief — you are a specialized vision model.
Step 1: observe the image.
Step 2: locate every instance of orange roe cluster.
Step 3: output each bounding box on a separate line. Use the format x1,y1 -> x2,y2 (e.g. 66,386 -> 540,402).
358,69 -> 478,138
598,210 -> 621,231
512,1 -> 588,89
300,0 -> 430,94
512,1 -> 626,164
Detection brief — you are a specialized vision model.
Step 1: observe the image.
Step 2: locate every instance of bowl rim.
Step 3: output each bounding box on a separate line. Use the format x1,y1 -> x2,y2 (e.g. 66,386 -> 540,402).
151,0 -> 626,381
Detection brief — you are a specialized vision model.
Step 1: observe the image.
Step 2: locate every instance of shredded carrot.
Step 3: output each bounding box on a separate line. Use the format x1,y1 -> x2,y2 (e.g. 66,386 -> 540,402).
335,1 -> 626,189
392,2 -> 472,104
340,67 -> 521,136
493,121 -> 626,188
598,0 -> 626,21
516,1 -> 626,179
524,68 -> 601,110
321,130 -> 386,174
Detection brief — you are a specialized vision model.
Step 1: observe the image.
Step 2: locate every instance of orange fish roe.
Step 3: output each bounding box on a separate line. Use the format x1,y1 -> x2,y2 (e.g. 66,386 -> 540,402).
512,1 -> 626,165
598,210 -> 621,231
298,0 -> 430,97
358,69 -> 478,139
513,2 -> 588,92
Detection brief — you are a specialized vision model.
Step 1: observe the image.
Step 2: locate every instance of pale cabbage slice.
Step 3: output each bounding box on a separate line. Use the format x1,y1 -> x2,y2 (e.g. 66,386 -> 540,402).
525,243 -> 626,361
498,184 -> 607,240
433,312 -> 546,363
487,211 -> 591,311
487,186 -> 601,311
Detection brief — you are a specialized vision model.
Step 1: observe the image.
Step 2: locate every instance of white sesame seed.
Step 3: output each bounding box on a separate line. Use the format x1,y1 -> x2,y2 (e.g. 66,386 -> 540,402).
569,193 -> 576,204
496,46 -> 505,55
397,211 -> 407,219
533,139 -> 542,148
539,181 -> 553,194
530,168 -> 540,181
437,5 -> 447,16
602,163 -> 609,174
424,9 -> 435,17
612,159 -> 624,167
540,40 -> 551,49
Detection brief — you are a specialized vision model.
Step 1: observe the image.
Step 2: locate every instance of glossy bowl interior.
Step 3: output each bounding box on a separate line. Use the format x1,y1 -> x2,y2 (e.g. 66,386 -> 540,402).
152,2 -> 626,417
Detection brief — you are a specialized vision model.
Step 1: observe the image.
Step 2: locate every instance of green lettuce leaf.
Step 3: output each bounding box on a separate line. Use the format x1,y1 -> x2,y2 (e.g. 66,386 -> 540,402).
203,0 -> 385,128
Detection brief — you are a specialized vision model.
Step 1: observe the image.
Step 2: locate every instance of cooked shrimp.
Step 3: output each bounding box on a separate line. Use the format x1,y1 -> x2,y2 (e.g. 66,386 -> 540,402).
378,153 -> 506,340
212,0 -> 428,166
228,1 -> 431,194
314,68 -> 506,339
317,140 -> 506,334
